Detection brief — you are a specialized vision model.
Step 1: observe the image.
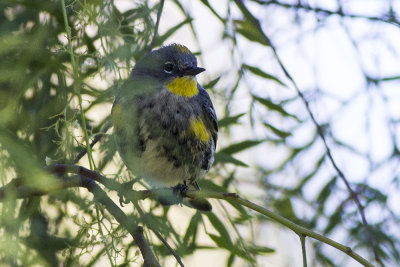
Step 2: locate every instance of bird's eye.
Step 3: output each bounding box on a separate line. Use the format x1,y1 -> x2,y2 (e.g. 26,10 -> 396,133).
164,62 -> 174,73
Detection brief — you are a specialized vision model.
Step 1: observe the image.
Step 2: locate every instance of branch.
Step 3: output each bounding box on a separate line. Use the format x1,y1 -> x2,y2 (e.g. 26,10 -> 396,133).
73,122 -> 112,164
0,166 -> 374,266
79,176 -> 161,267
257,0 -> 400,26
0,174 -> 160,267
149,0 -> 165,51
186,191 -> 374,267
300,235 -> 307,267
233,0 -> 382,265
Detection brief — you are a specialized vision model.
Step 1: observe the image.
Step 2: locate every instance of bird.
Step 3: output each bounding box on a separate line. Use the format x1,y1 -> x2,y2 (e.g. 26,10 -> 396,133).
112,43 -> 218,210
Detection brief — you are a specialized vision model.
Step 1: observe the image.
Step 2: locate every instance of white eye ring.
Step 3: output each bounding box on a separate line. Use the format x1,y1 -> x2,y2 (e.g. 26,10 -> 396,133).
164,62 -> 174,73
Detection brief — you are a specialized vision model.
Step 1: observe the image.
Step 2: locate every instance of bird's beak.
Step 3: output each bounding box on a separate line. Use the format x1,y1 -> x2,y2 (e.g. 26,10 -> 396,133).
181,67 -> 206,76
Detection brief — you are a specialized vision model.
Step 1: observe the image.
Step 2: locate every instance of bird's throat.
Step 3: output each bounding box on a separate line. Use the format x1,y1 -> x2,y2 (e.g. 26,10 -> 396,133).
166,77 -> 198,97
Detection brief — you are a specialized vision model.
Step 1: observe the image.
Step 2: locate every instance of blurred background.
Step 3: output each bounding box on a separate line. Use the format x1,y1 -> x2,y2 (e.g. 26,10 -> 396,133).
1,0 -> 399,266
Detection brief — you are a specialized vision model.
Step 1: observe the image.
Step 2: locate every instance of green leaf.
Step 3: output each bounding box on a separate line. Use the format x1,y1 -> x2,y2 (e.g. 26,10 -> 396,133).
199,0 -> 224,23
233,0 -> 270,45
219,140 -> 264,155
230,244 -> 256,263
247,244 -> 275,254
274,197 -> 296,220
253,95 -> 299,120
316,176 -> 337,205
233,19 -> 269,46
183,212 -> 201,246
263,122 -> 291,138
227,253 -> 235,267
324,204 -> 344,234
214,152 -> 249,167
203,76 -> 221,89
208,234 -> 228,249
243,64 -> 286,86
218,113 -> 246,128
155,18 -> 192,46
381,75 -> 400,81
206,213 -> 233,249
198,179 -> 226,192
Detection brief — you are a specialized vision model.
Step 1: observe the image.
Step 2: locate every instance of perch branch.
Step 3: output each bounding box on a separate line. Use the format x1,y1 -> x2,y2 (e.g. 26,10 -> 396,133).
186,191 -> 374,267
0,174 -> 160,267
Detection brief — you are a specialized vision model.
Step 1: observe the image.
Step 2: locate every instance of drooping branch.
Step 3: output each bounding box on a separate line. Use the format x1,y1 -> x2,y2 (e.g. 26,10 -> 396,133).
233,0 -> 382,265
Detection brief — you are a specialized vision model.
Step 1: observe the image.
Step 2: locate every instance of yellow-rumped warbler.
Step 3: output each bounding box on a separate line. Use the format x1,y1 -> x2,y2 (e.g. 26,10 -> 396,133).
112,44 -> 217,209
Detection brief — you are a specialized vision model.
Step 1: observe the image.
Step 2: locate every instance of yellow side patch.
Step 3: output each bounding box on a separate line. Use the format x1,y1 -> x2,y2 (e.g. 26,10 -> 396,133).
175,44 -> 191,54
166,77 -> 198,97
189,118 -> 211,142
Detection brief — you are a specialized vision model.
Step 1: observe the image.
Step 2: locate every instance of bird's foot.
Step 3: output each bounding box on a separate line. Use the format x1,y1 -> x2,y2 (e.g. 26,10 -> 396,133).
118,180 -> 134,206
157,183 -> 188,206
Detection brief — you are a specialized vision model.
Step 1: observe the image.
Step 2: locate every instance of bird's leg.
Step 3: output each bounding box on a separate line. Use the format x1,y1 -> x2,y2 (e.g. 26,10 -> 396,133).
157,182 -> 188,206
172,181 -> 189,197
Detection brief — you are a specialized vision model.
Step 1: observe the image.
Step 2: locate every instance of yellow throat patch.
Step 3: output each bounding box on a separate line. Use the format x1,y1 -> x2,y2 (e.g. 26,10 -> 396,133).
166,77 -> 198,97
189,118 -> 211,142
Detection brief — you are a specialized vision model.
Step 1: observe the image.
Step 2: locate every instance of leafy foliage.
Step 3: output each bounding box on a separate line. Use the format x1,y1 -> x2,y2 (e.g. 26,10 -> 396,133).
1,0 -> 399,266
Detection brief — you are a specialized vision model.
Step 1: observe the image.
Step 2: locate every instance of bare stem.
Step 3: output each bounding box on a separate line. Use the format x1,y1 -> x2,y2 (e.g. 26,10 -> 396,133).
300,235 -> 307,267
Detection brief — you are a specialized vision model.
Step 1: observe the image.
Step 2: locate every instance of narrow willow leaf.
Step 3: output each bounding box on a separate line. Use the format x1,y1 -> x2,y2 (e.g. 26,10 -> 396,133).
213,152 -> 249,167
199,0 -> 224,23
218,113 -> 246,128
219,140 -> 264,155
248,245 -> 275,254
231,244 -> 256,262
203,76 -> 221,89
155,18 -> 192,46
198,179 -> 226,192
243,64 -> 286,86
206,213 -> 233,249
381,75 -> 400,81
263,122 -> 291,138
324,204 -> 344,234
316,176 -> 337,205
253,95 -> 299,120
233,0 -> 270,45
227,253 -> 235,267
233,19 -> 269,46
183,212 -> 201,246
208,234 -> 228,249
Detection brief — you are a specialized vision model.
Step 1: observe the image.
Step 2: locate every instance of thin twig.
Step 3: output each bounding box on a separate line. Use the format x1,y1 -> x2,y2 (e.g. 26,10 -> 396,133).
186,191 -> 374,267
133,202 -> 185,267
270,41 -> 381,267
300,235 -> 307,267
152,230 -> 185,267
83,178 -> 160,267
256,0 -> 400,26
232,0 -> 381,264
73,122 -> 112,164
60,0 -> 94,169
149,0 -> 165,51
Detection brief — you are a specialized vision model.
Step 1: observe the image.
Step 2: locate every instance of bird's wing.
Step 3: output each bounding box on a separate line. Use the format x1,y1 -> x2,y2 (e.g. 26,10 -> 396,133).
198,86 -> 218,149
